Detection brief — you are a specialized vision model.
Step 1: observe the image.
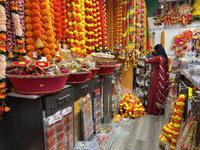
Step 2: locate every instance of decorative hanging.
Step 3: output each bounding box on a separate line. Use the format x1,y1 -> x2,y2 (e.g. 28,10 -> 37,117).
153,1 -> 193,26
0,0 -> 10,120
192,0 -> 200,20
161,31 -> 165,49
192,29 -> 200,52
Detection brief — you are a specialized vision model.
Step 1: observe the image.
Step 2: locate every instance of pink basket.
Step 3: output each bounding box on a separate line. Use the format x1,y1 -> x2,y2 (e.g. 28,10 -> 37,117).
7,71 -> 70,95
88,68 -> 100,79
66,71 -> 91,85
97,65 -> 116,76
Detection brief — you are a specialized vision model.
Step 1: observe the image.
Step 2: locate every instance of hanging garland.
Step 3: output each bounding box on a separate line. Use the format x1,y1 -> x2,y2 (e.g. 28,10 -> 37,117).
49,0 -> 62,61
79,0 -> 87,57
106,0 -> 114,52
85,0 -> 95,54
0,0 -> 10,120
11,0 -> 26,56
60,0 -> 67,46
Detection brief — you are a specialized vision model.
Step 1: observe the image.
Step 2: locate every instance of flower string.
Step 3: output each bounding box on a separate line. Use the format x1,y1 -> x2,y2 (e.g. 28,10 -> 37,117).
40,0 -> 55,61
85,0 -> 95,54
48,0 -> 62,61
60,0 -> 67,45
0,0 -> 10,120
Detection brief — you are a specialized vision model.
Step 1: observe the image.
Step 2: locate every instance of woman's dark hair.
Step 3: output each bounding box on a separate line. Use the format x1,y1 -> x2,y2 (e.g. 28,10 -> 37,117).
154,44 -> 168,64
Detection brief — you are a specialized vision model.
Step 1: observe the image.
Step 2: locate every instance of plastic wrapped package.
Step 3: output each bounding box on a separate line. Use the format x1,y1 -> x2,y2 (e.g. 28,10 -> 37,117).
73,141 -> 99,150
115,118 -> 132,137
81,94 -> 94,141
46,137 -> 56,149
56,132 -> 64,143
69,137 -> 74,148
99,124 -> 114,135
90,134 -> 111,150
68,114 -> 73,123
188,58 -> 197,70
55,123 -> 64,134
194,65 -> 200,76
61,106 -> 74,150
44,111 -> 63,150
191,76 -> 200,89
56,141 -> 64,150
179,58 -> 189,69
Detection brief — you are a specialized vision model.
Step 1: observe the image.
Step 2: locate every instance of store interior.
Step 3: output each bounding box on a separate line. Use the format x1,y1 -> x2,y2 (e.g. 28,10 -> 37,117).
1,0 -> 200,150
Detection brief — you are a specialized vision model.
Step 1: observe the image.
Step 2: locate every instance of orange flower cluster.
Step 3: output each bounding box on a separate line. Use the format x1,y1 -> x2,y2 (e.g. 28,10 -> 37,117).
25,0 -> 62,61
160,94 -> 186,150
40,0 -> 55,61
25,0 -> 40,58
119,93 -> 146,118
48,0 -> 62,60
53,0 -> 62,39
60,0 -> 67,44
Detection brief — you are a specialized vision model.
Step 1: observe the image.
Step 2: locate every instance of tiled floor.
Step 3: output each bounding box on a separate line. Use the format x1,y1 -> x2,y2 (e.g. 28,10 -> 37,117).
110,109 -> 169,150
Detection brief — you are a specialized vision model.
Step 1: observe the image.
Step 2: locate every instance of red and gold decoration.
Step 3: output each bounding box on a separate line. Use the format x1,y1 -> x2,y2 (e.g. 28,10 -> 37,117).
153,1 -> 193,26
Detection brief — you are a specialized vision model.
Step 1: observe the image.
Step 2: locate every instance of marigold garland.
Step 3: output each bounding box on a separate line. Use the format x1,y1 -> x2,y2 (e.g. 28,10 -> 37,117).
85,0 -> 95,54
53,0 -> 62,40
159,94 -> 186,150
60,0 -> 66,46
0,0 -> 10,120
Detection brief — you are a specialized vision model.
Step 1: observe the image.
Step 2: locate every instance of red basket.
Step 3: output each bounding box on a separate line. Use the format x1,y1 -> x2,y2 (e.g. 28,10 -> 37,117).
88,68 -> 100,79
97,65 -> 117,76
7,71 -> 70,95
66,71 -> 91,85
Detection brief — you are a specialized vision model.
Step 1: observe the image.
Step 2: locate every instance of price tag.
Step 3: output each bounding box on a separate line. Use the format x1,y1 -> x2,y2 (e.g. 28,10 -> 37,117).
33,51 -> 37,58
56,52 -> 60,56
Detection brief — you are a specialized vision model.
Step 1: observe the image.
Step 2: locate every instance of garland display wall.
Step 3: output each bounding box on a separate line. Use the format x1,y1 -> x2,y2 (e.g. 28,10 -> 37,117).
0,0 -> 151,119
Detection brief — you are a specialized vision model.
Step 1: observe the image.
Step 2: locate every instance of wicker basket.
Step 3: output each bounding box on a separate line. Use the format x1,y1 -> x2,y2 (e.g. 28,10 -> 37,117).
92,55 -> 114,63
7,72 -> 70,95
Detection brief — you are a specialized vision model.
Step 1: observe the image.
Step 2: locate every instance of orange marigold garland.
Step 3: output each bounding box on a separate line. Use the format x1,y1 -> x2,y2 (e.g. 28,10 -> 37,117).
25,0 -> 40,59
159,94 -> 186,150
40,0 -> 56,61
53,0 -> 62,40
60,0 -> 67,46
48,0 -> 61,61
0,0 -> 10,120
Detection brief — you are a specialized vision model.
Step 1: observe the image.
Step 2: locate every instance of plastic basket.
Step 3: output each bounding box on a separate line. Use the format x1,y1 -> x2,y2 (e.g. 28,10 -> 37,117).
97,65 -> 117,76
88,68 -> 100,79
66,71 -> 91,85
73,141 -> 98,150
7,72 -> 70,95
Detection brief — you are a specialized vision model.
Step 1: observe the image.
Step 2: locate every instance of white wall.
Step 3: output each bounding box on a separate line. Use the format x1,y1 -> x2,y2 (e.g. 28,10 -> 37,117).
148,17 -> 200,59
